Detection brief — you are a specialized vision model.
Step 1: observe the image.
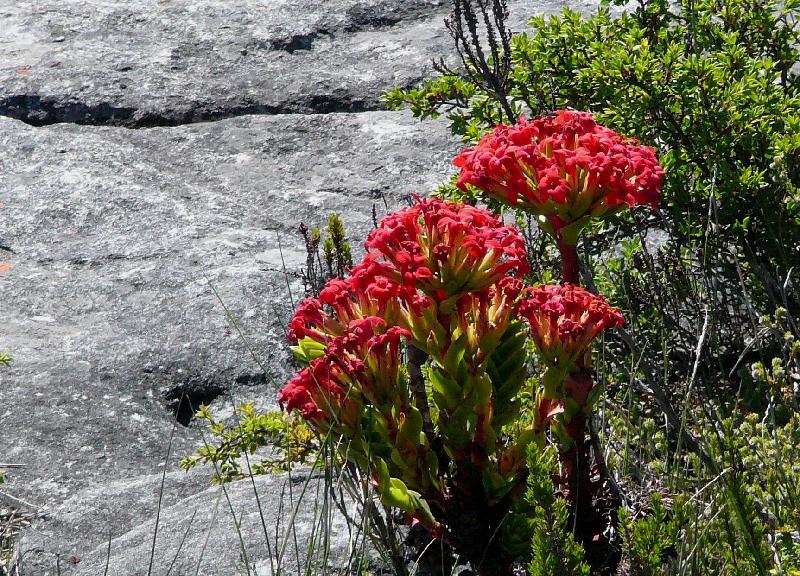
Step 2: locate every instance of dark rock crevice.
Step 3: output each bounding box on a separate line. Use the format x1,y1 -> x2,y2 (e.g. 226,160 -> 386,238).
342,0 -> 446,32
225,1 -> 450,63
163,379 -> 228,427
0,92 -> 387,128
258,30 -> 330,53
264,0 -> 447,42
161,370 -> 269,426
65,251 -> 175,267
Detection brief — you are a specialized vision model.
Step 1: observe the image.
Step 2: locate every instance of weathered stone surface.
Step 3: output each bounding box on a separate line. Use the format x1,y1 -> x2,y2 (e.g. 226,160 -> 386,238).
66,472 -> 361,576
0,0 -> 452,126
0,111 -> 459,574
0,0 -> 599,128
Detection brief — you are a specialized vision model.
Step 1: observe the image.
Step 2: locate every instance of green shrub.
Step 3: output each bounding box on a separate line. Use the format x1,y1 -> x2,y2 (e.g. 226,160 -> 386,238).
386,0 -> 800,400
179,404 -> 316,483
299,213 -> 354,296
506,445 -> 590,576
618,493 -> 685,575
383,0 -> 800,572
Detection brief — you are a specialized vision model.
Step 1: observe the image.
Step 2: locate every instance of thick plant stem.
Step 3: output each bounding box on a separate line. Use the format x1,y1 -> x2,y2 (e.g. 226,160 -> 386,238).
449,453 -> 516,576
407,344 -> 435,443
557,235 -> 580,284
555,238 -> 592,521
561,373 -> 619,573
560,372 -> 594,531
555,237 -> 615,567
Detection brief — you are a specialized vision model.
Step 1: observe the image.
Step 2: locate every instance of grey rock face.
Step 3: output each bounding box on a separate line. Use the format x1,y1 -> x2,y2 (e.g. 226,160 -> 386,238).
68,472 -> 362,576
0,0 -> 599,573
0,0 -> 452,127
0,0 -> 597,128
0,110 -> 458,574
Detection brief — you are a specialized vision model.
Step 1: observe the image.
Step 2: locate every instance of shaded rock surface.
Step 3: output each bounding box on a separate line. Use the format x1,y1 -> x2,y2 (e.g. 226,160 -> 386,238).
72,472 -> 361,576
0,0 -> 598,574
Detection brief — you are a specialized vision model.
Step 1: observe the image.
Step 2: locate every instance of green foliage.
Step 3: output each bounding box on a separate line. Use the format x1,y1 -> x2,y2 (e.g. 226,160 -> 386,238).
504,445 -> 590,575
618,493 -> 685,575
387,0 -> 800,402
322,214 -> 352,280
180,404 -> 316,483
384,76 -> 487,141
299,213 -> 354,296
746,307 -> 800,418
485,321 -> 530,429
600,388 -> 800,574
714,415 -> 800,570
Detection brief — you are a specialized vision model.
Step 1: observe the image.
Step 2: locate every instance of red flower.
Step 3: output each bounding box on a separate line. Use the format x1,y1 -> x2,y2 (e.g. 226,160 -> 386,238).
287,297 -> 328,344
281,316 -> 413,425
287,270 -> 405,344
278,362 -> 347,424
365,197 -> 529,298
519,283 -> 624,367
453,111 -> 663,235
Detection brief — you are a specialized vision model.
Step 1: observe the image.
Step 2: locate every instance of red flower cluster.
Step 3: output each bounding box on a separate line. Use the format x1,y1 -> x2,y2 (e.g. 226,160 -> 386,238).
278,359 -> 348,424
365,197 -> 529,298
279,316 -> 411,424
519,283 -> 624,367
288,198 -> 528,346
283,197 -> 531,424
453,111 -> 663,235
287,269 -> 406,344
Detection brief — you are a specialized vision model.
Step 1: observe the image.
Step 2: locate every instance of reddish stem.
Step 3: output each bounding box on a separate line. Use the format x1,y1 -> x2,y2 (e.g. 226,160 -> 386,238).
560,371 -> 594,528
555,231 -> 620,571
557,235 -> 580,284
556,238 -> 610,560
